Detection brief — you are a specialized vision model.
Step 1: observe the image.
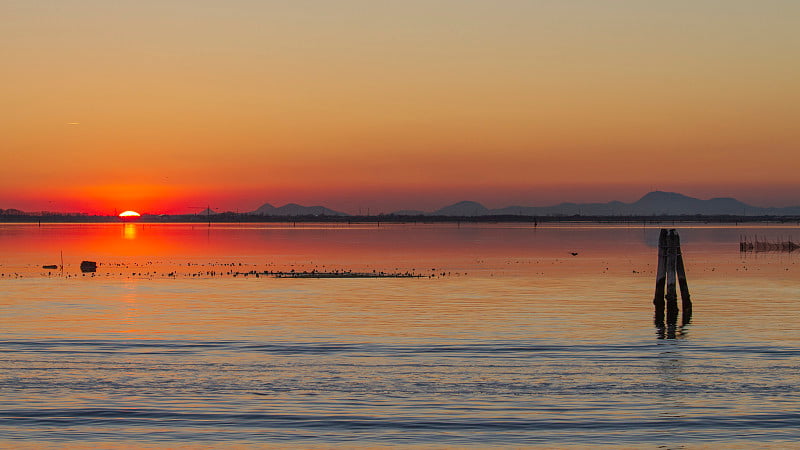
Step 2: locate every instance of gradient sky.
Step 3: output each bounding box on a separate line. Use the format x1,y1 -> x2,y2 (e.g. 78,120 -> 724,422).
2,0 -> 798,214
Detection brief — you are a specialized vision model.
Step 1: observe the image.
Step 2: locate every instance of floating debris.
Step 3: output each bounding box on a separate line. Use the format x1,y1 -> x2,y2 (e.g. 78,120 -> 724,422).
234,270 -> 425,279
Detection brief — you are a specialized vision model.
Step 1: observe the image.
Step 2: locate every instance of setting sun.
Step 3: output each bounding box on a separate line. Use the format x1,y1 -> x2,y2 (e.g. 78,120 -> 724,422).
118,210 -> 141,222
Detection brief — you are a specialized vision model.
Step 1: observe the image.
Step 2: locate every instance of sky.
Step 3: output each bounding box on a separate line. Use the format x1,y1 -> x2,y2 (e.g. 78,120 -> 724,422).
2,0 -> 798,214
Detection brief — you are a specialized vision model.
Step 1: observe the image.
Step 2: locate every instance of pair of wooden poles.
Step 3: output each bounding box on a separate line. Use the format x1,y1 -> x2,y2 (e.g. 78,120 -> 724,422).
653,229 -> 692,324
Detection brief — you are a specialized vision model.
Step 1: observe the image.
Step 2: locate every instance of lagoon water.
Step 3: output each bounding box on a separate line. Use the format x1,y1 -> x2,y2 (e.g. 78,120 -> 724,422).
1,223 -> 799,447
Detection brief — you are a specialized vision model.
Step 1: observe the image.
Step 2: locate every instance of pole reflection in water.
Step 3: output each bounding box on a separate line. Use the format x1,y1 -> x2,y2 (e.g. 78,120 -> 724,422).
655,317 -> 691,340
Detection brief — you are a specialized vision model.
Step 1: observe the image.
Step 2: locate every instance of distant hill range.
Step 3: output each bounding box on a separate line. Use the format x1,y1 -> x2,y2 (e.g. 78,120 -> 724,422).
391,191 -> 800,217
2,191 -> 798,219
251,202 -> 348,216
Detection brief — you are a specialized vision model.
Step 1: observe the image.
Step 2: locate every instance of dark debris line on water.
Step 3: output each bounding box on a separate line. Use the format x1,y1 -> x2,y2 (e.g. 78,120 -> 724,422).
234,270 -> 426,278
11,262 -> 456,279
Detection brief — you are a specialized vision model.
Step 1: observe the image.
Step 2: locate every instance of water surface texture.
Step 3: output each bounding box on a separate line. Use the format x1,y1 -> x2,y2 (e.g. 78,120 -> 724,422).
1,223 -> 799,447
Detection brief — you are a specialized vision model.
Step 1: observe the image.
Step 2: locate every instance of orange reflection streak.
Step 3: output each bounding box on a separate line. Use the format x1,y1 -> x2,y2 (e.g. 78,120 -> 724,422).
0,223 -> 628,271
2,223 -> 797,340
123,223 -> 137,240
2,223 -> 796,284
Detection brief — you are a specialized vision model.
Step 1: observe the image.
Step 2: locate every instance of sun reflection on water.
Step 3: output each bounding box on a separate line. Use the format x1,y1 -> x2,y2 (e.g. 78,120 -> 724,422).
123,223 -> 137,240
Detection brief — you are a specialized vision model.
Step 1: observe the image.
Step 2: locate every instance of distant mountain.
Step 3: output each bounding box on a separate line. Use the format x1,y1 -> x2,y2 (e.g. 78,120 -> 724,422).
628,191 -> 750,215
434,201 -> 490,216
252,202 -> 347,216
625,191 -> 800,215
391,191 -> 800,217
253,203 -> 276,214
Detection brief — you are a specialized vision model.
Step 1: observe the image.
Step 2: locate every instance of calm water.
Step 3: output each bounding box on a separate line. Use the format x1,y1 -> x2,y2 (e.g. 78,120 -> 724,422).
1,223 -> 799,448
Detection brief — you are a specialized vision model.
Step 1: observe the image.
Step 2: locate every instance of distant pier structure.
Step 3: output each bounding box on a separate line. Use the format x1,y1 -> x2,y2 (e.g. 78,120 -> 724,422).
653,229 -> 692,326
740,236 -> 799,253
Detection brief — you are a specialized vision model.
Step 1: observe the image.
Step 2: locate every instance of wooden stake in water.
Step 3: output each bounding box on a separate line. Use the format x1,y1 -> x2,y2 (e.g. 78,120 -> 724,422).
675,232 -> 692,319
665,230 -> 679,323
653,229 -> 668,321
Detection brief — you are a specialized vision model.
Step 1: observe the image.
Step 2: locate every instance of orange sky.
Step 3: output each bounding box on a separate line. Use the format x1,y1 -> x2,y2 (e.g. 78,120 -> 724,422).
2,1 -> 799,214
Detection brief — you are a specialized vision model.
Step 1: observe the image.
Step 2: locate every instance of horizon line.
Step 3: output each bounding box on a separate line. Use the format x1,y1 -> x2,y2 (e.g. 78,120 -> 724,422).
1,190 -> 799,216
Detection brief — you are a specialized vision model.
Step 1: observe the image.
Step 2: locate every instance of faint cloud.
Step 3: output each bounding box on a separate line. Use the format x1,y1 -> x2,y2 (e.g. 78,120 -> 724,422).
67,122 -> 81,125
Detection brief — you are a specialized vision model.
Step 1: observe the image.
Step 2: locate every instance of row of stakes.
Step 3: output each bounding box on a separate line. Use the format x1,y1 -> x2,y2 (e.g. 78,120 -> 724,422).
653,228 -> 692,326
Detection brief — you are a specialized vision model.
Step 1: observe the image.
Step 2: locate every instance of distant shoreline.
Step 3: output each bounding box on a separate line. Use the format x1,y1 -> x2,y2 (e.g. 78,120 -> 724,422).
1,214 -> 799,224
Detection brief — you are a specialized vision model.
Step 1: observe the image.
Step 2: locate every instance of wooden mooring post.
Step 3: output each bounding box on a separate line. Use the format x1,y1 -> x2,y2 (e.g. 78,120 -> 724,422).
675,232 -> 692,317
653,229 -> 668,320
654,229 -> 691,325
